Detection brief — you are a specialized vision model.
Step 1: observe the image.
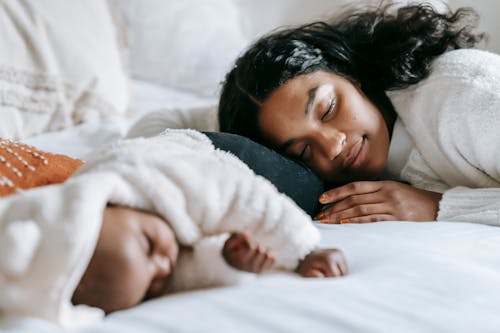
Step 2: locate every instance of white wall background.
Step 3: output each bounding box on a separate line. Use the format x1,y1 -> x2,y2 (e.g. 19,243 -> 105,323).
448,0 -> 500,54
235,0 -> 500,54
114,0 -> 499,98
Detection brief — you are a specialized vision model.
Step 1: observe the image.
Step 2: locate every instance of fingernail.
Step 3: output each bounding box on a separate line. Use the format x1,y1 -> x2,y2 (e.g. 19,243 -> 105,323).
315,212 -> 324,220
320,217 -> 330,224
156,256 -> 172,275
319,194 -> 328,203
340,218 -> 350,224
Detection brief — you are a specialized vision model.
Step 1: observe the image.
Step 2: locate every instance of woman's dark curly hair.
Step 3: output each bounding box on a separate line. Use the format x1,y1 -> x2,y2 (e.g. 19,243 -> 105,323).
218,3 -> 484,143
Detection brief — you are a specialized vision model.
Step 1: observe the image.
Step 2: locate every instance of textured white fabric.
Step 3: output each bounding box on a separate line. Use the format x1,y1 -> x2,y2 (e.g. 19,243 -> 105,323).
126,106 -> 218,139
167,234 -> 258,293
0,129 -> 319,328
0,0 -> 129,139
383,118 -> 413,181
387,49 -> 500,225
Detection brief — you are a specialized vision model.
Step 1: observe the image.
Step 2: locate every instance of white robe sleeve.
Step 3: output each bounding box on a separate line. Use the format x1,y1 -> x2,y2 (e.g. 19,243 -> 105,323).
392,50 -> 500,225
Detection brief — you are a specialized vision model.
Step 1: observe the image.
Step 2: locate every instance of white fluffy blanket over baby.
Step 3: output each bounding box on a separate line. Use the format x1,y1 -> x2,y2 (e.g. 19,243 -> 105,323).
0,129 -> 319,328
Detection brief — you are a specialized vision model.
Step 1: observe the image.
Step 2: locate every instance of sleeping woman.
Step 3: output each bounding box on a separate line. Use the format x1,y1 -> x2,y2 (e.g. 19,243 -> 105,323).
218,3 -> 500,226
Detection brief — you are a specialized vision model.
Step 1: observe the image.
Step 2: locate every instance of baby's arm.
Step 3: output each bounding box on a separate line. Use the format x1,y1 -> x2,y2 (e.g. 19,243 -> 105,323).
166,234 -> 258,293
224,233 -> 348,278
222,232 -> 274,273
168,233 -> 349,293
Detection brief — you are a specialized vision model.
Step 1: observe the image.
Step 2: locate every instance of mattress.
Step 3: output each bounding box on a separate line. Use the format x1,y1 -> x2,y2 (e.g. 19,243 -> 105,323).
3,81 -> 500,333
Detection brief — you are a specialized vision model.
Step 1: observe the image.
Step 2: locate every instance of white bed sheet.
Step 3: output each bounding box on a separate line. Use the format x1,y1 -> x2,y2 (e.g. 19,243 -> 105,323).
4,81 -> 500,333
6,222 -> 500,333
75,222 -> 500,333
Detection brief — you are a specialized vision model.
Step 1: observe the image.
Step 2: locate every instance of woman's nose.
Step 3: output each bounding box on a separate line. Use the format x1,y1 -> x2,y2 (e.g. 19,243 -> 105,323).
318,129 -> 346,160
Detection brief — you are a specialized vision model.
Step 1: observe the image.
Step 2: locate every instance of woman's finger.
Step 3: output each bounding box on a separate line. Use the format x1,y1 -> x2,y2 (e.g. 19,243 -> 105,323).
324,214 -> 396,224
319,203 -> 390,224
316,191 -> 386,220
319,181 -> 382,204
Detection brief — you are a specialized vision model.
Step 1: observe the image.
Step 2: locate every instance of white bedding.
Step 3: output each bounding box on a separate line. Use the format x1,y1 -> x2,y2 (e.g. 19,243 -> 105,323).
3,81 -> 500,333
77,222 -> 500,333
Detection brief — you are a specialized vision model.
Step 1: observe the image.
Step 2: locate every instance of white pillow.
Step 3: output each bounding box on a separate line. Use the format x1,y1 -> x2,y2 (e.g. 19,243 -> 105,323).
114,0 -> 249,97
0,0 -> 129,139
126,106 -> 218,139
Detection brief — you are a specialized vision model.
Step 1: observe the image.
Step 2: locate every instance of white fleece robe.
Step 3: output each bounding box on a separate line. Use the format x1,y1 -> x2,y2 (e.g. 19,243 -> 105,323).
387,48 -> 500,225
0,129 -> 320,328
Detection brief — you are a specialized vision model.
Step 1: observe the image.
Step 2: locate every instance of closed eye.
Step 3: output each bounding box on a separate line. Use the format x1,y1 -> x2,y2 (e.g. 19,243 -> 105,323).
299,144 -> 311,161
321,98 -> 336,121
143,233 -> 154,257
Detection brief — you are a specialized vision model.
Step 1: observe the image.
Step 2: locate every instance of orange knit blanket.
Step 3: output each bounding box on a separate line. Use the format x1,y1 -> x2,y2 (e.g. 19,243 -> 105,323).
0,139 -> 83,197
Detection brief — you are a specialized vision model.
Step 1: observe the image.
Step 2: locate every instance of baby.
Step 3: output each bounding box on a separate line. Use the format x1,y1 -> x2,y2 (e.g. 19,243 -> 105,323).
0,130 -> 348,327
72,205 -> 348,313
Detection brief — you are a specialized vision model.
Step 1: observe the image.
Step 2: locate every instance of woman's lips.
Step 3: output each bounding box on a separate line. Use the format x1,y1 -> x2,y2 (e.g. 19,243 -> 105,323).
342,137 -> 367,170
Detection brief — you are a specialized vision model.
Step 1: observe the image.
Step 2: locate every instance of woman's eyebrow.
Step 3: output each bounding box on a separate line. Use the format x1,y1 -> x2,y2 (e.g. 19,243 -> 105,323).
278,87 -> 318,152
278,138 -> 294,153
306,87 -> 318,115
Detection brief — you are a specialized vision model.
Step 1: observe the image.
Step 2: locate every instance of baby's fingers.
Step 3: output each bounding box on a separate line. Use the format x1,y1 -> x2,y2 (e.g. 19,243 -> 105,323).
261,255 -> 275,271
224,232 -> 250,252
302,268 -> 325,278
237,247 -> 262,273
301,263 -> 339,278
320,259 -> 343,277
337,258 -> 349,276
254,251 -> 274,272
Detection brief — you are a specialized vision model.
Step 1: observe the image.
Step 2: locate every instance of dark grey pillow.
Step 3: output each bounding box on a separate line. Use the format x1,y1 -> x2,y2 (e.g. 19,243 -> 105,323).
204,132 -> 324,217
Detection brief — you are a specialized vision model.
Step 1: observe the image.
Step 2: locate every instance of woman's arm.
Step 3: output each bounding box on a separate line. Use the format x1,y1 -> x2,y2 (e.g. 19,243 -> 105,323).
317,50 -> 500,226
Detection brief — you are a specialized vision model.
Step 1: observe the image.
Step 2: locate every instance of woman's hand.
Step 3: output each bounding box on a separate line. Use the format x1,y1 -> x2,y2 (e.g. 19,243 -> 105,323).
222,232 -> 275,273
315,181 -> 442,224
296,249 -> 348,278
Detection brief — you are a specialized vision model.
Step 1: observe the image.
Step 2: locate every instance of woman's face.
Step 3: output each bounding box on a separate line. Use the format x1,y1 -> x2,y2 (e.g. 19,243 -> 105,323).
258,70 -> 390,183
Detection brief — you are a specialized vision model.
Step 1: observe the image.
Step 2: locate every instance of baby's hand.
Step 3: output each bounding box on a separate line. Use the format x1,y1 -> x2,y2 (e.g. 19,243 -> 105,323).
296,249 -> 348,278
222,232 -> 275,273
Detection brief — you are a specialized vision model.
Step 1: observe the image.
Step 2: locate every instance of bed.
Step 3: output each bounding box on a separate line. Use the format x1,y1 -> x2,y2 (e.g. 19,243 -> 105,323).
0,78 -> 497,333
2,0 -> 500,332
